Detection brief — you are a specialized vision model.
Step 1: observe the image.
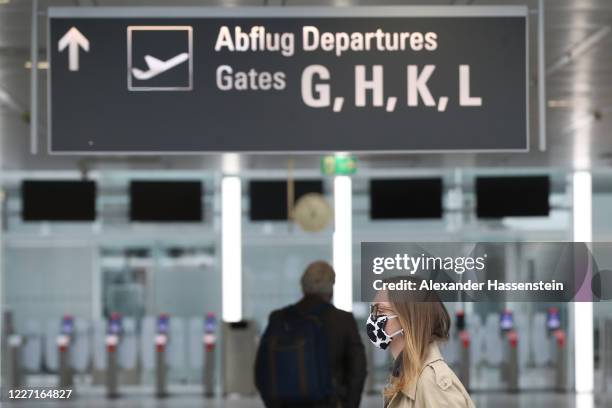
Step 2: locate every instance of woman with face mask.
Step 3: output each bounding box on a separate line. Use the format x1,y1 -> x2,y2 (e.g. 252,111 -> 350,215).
366,277 -> 475,408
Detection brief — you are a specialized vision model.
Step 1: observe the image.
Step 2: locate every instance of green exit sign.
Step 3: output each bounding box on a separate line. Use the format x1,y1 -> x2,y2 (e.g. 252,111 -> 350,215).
321,155 -> 357,176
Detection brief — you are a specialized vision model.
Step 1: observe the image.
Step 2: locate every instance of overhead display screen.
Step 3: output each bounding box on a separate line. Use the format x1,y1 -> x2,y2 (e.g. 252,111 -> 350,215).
476,176 -> 550,218
370,178 -> 443,219
48,6 -> 528,153
130,181 -> 203,222
249,180 -> 323,221
22,180 -> 96,221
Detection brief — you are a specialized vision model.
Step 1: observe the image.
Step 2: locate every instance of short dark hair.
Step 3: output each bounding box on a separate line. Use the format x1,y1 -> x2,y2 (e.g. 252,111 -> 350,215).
301,261 -> 335,296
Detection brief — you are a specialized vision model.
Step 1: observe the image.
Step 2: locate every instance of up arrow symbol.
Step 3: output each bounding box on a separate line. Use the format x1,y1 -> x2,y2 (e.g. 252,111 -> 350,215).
58,27 -> 90,72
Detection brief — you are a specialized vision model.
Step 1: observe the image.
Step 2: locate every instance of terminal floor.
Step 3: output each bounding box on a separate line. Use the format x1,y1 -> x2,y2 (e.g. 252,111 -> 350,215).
2,394 -> 611,408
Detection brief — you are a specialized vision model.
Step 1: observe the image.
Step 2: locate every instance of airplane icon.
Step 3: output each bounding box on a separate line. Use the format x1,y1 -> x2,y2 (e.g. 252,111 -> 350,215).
132,52 -> 189,80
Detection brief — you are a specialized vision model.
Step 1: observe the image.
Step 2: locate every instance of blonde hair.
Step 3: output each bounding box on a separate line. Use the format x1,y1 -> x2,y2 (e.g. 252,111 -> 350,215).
383,277 -> 450,400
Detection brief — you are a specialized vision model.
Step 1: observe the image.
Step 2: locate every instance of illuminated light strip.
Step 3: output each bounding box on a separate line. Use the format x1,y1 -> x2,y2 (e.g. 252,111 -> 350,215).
24,61 -> 49,70
222,177 -> 242,322
333,175 -> 352,312
573,171 -> 594,393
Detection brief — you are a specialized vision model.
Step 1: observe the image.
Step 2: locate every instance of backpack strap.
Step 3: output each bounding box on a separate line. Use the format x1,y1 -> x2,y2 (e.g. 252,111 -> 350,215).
296,339 -> 308,398
267,336 -> 279,399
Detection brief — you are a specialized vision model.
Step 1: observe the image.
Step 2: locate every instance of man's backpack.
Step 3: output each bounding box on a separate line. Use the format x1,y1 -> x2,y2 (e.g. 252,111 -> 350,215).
255,303 -> 335,404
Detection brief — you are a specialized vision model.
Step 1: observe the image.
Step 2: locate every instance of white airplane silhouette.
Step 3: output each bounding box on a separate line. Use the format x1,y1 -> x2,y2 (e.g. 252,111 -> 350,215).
132,52 -> 189,80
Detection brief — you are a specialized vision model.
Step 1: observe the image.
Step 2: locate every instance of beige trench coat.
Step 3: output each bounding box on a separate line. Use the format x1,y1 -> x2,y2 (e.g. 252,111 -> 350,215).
385,343 -> 475,408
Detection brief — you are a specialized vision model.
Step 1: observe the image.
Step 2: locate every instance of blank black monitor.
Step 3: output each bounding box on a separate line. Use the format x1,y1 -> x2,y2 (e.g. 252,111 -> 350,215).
22,180 -> 96,221
249,180 -> 323,221
370,178 -> 443,219
130,181 -> 202,222
476,176 -> 550,218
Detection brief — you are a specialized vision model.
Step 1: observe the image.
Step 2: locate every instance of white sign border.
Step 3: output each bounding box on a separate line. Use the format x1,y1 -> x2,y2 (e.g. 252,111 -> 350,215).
47,6 -> 529,155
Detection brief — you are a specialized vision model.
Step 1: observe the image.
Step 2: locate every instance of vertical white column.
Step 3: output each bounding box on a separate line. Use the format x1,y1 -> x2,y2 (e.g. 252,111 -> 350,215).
538,0 -> 547,151
91,249 -> 101,319
30,0 -> 39,154
333,176 -> 352,312
573,171 -> 594,393
222,177 -> 242,322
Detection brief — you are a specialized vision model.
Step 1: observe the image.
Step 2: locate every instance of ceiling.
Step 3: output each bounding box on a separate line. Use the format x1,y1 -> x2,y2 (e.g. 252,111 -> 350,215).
0,0 -> 611,172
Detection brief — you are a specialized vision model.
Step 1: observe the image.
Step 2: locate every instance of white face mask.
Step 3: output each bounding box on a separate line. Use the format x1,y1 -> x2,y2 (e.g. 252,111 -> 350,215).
366,313 -> 404,350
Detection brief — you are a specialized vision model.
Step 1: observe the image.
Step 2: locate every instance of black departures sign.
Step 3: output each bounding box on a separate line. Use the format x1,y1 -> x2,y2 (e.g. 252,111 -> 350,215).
48,7 -> 528,154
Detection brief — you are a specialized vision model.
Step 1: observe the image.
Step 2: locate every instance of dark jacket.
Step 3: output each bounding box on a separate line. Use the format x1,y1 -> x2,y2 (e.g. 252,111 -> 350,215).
257,295 -> 368,408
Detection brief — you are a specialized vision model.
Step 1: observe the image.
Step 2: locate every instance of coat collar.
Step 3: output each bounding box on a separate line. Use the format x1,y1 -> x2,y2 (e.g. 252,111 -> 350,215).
399,342 -> 444,400
297,294 -> 329,307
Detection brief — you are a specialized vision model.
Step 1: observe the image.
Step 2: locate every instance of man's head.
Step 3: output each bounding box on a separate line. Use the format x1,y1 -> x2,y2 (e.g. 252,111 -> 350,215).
301,261 -> 336,301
